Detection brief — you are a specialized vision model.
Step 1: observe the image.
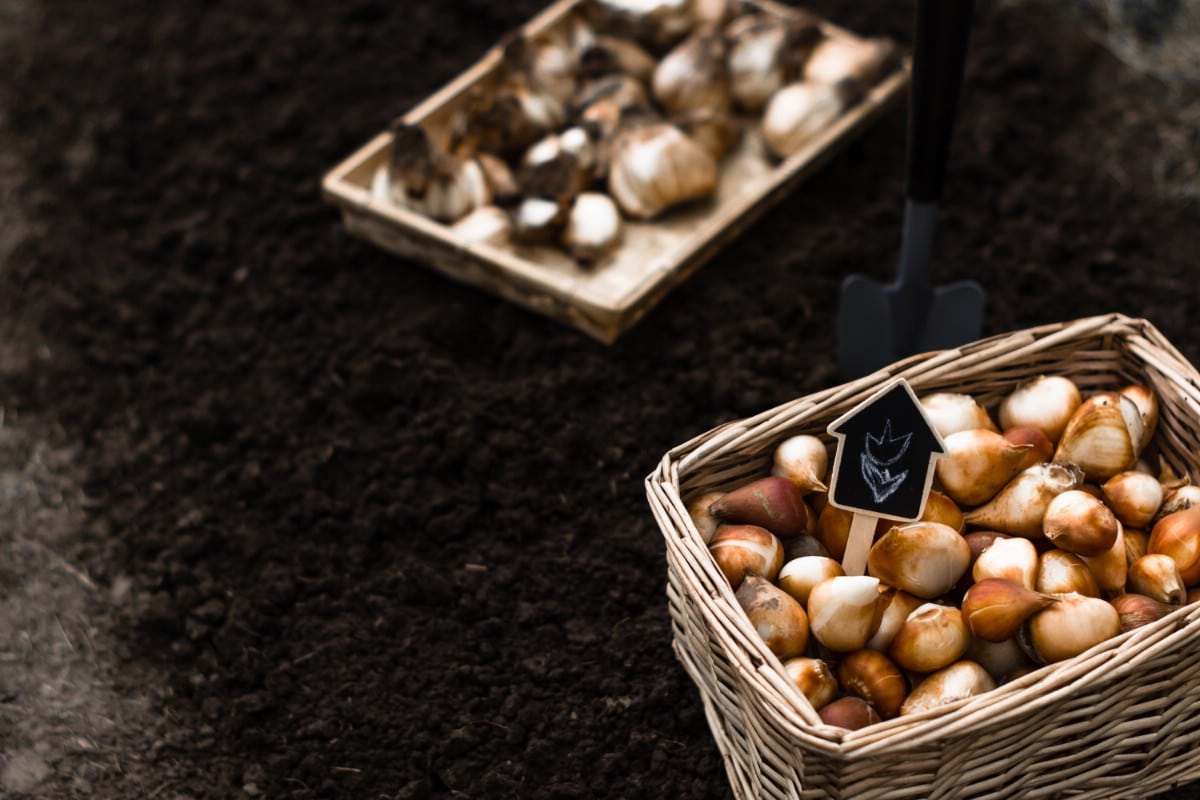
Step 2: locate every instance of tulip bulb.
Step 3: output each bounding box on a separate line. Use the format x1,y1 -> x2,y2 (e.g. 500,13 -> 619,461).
1079,522 -> 1127,595
685,490 -> 725,543
1025,592 -> 1121,663
1101,471 -> 1164,529
815,503 -> 854,561
1127,553 -> 1185,605
1002,426 -> 1056,472
961,579 -> 1058,642
1036,549 -> 1101,597
867,521 -> 971,599
607,119 -> 717,219
936,429 -> 1033,508
965,636 -> 1034,683
920,490 -> 966,533
771,434 -> 829,493
1155,484 -> 1200,525
783,534 -> 829,561
1148,506 -> 1200,585
887,603 -> 970,674
736,573 -> 810,660
1120,384 -> 1159,451
998,375 -> 1082,445
1111,593 -> 1174,632
783,657 -> 838,711
1124,528 -> 1149,566
865,590 -> 924,652
1042,490 -> 1120,557
1053,391 -> 1145,481
920,392 -> 998,439
778,556 -> 844,607
762,80 -> 855,159
708,524 -> 785,587
899,661 -> 995,716
818,696 -> 881,730
972,536 -> 1039,590
709,475 -> 810,538
963,462 -> 1084,538
837,649 -> 908,718
806,575 -> 886,652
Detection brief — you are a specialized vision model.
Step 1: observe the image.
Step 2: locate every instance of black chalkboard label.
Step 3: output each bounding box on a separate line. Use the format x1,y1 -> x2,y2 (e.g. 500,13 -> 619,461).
826,378 -> 946,521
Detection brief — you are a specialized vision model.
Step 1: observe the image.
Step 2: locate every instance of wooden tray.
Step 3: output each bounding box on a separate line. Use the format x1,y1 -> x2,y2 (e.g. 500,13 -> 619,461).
322,0 -> 909,343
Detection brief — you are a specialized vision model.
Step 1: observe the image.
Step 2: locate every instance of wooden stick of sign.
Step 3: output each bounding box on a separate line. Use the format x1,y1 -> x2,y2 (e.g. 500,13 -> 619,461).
826,378 -> 947,576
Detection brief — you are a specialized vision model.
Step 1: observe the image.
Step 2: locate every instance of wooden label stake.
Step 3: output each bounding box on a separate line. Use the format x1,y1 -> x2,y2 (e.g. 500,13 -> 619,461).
826,378 -> 947,576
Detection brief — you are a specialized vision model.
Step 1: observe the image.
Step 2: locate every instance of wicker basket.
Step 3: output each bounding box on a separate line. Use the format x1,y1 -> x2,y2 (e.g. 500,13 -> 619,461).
646,313 -> 1200,799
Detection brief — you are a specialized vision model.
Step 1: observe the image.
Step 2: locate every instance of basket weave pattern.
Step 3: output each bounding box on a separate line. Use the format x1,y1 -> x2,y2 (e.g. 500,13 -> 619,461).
646,314 -> 1200,799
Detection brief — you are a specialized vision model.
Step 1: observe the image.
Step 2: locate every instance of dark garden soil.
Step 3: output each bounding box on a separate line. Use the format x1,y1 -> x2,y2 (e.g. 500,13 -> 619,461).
2,0 -> 1200,798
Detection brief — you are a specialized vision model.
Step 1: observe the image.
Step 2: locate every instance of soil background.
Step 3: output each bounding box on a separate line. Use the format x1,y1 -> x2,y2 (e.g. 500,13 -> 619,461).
2,0 -> 1200,798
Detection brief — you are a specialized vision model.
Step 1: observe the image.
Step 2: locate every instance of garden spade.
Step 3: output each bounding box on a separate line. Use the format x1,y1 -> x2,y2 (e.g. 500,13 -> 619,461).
837,0 -> 985,378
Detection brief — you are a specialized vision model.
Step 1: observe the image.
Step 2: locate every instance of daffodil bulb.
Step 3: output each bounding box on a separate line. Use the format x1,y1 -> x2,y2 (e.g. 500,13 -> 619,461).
451,205 -> 513,247
652,28 -> 732,116
724,12 -> 821,111
583,0 -> 694,50
803,35 -> 900,87
387,122 -> 491,223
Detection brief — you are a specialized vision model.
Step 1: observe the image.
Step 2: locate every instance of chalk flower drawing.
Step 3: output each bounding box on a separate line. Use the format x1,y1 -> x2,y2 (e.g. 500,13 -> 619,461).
860,420 -> 911,503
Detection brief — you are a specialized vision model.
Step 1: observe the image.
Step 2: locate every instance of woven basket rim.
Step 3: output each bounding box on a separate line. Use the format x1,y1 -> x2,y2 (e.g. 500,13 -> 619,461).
647,312 -> 1200,757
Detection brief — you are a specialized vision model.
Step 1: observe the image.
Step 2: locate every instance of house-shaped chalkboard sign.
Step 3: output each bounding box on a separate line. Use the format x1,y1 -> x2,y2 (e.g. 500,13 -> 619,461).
826,378 -> 946,521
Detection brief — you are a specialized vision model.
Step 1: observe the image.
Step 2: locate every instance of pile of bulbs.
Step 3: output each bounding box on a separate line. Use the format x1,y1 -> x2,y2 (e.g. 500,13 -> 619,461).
372,0 -> 898,264
690,375 -> 1200,730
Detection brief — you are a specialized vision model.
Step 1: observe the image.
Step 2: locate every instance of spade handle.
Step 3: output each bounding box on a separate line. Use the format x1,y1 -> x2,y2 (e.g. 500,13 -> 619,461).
906,0 -> 975,204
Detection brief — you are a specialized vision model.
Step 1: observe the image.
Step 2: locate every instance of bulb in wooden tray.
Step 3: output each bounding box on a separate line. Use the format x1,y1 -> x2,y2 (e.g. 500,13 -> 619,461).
865,589 -> 923,652
690,0 -> 741,27
451,206 -> 513,247
771,434 -> 829,494
936,429 -> 1033,508
1127,553 -> 1185,605
652,27 -> 731,116
502,15 -> 596,107
385,122 -> 492,223
783,656 -> 838,711
998,375 -> 1083,445
962,462 -> 1084,538
514,196 -> 568,243
724,11 -> 821,111
961,579 -> 1058,643
607,117 -> 718,219
761,79 -> 857,159
708,524 -> 784,587
806,575 -> 887,652
867,521 -> 971,600
1148,506 -> 1200,585
709,475 -> 810,538
972,536 -> 1038,590
818,696 -> 881,730
803,35 -> 900,88
1036,549 -> 1101,597
1111,592 -> 1174,632
887,603 -> 970,674
579,34 -> 657,83
1053,391 -> 1146,481
919,392 -> 998,439
450,70 -> 567,157
1042,489 -> 1120,557
736,572 -> 809,660
837,649 -> 908,718
560,192 -> 623,263
673,108 -> 741,162
1023,592 -> 1121,664
778,556 -> 844,606
582,0 -> 695,50
899,661 -> 995,717
1101,470 -> 1164,529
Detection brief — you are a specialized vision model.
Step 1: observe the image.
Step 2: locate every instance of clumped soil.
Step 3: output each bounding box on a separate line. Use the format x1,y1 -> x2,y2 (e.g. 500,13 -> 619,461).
2,1 -> 1199,798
